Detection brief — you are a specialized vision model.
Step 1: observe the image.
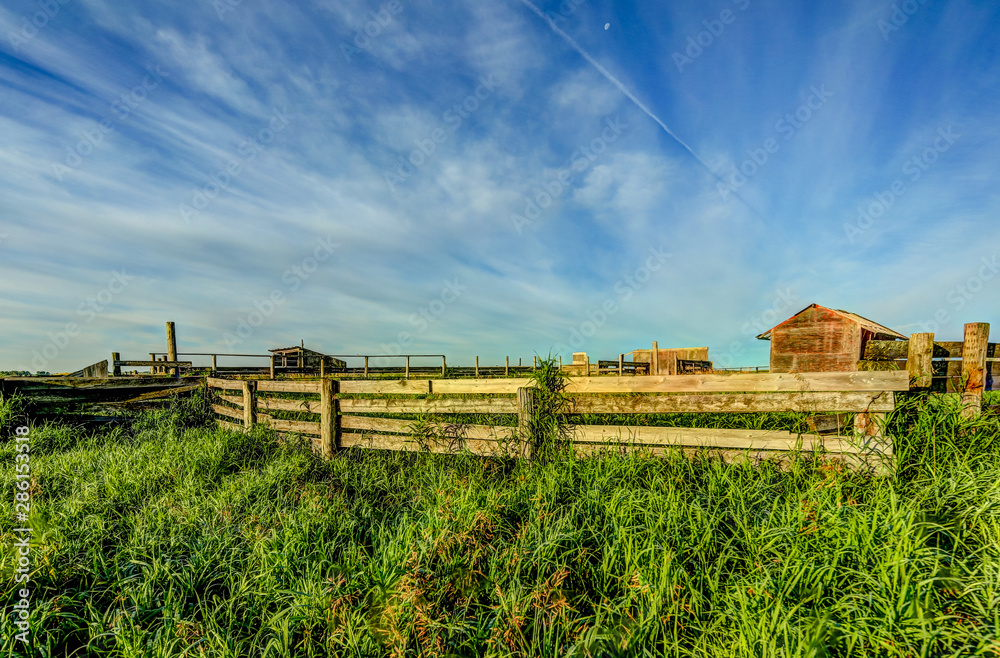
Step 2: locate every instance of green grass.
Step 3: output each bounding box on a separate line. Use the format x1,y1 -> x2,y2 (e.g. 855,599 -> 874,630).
1,390 -> 999,657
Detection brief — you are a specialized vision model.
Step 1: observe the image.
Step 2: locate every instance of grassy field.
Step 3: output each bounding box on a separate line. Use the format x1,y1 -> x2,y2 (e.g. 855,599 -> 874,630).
1,386 -> 999,657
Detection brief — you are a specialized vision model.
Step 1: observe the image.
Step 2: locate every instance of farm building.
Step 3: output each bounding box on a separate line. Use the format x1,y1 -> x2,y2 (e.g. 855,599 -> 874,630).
268,346 -> 346,372
628,345 -> 712,375
755,304 -> 905,372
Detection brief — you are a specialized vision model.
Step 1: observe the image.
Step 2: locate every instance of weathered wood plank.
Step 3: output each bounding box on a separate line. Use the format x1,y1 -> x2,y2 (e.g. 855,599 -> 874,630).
257,413 -> 321,435
430,378 -> 533,394
339,432 -> 506,456
961,322 -> 990,418
217,393 -> 244,407
256,380 -> 321,393
907,333 -> 934,388
8,376 -> 203,389
218,419 -> 244,432
256,397 -> 321,413
338,379 -> 432,394
116,361 -> 192,368
206,377 -> 243,390
341,415 -> 413,434
212,403 -> 243,420
569,425 -> 884,454
563,371 -> 908,393
565,391 -> 894,414
338,398 -> 518,414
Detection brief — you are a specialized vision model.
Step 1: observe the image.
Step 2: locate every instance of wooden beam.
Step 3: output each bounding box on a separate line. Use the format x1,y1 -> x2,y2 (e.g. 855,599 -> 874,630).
211,354 -> 217,374
256,380 -> 321,393
431,378 -> 531,394
212,403 -> 243,420
907,333 -> 934,389
961,322 -> 990,419
563,371 -> 909,393
166,321 -> 178,377
241,380 -> 256,428
270,355 -> 275,379
475,356 -> 479,378
517,387 -> 535,460
206,377 -> 243,390
338,432 -> 505,457
320,379 -> 336,457
218,419 -> 243,432
406,356 -> 410,379
338,398 -> 518,414
257,396 -> 321,413
618,354 -> 624,377
257,413 -> 321,435
866,339 -> 998,360
111,352 -> 121,377
568,425 -> 884,454
115,361 -> 193,368
652,341 -> 659,376
565,391 -> 895,414
339,379 -> 431,394
505,356 -> 509,377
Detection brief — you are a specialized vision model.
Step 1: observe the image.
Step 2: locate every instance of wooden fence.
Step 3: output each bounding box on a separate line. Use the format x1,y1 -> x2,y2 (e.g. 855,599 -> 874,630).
206,370 -> 909,472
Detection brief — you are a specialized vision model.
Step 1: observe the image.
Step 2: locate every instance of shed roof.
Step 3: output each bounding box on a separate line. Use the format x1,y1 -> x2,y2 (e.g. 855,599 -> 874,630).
755,304 -> 906,340
268,346 -> 327,355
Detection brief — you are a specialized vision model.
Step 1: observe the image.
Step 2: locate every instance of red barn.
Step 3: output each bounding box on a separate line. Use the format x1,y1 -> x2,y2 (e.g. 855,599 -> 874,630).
756,304 -> 905,372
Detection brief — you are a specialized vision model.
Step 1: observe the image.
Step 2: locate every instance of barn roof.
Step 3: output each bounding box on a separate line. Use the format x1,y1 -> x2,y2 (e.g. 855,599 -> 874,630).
755,304 -> 906,340
268,346 -> 326,355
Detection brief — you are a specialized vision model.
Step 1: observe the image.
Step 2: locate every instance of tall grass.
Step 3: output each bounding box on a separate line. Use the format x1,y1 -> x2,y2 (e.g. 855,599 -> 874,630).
1,391 -> 998,657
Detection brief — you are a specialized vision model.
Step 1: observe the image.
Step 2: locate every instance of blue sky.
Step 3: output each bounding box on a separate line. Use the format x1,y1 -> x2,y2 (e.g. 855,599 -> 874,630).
1,0 -> 998,373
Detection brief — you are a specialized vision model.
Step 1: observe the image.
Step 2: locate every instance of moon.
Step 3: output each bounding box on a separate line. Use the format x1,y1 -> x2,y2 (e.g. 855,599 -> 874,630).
604,22 -> 610,30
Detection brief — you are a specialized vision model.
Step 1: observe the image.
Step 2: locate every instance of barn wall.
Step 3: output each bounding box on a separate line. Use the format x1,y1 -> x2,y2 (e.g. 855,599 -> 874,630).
768,307 -> 862,373
630,347 -> 709,375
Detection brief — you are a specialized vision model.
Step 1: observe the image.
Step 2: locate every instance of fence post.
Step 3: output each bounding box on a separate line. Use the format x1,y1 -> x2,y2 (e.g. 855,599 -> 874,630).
475,356 -> 479,378
618,353 -> 624,377
584,355 -> 590,377
320,378 -> 337,458
166,321 -> 178,377
211,354 -> 217,375
270,355 -> 275,379
961,322 -> 990,419
406,356 -> 410,379
111,352 -> 121,377
907,332 -> 934,389
652,341 -> 659,375
364,356 -> 369,378
442,356 -> 446,377
242,380 -> 256,429
517,386 -> 535,461
505,356 -> 509,377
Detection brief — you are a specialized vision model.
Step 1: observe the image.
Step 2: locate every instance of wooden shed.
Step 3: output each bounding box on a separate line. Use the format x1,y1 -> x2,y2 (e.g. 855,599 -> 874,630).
268,347 -> 346,372
755,304 -> 905,373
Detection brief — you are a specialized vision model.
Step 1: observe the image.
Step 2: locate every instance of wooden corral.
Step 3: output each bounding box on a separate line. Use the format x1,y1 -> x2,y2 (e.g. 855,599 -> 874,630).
756,304 -> 905,373
1,376 -> 202,421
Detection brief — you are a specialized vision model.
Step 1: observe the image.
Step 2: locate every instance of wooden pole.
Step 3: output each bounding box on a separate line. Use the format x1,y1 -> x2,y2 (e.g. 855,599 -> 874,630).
961,322 -> 990,419
442,356 -> 446,377
166,322 -> 178,377
652,341 -> 659,376
585,355 -> 590,377
149,353 -> 156,375
559,355 -> 562,371
534,355 -> 538,370
618,353 -> 624,377
270,355 -> 275,379
405,356 -> 410,379
211,354 -> 217,375
320,358 -> 326,379
241,380 -> 256,428
505,356 -> 509,377
320,378 -> 337,458
111,352 -> 121,377
364,356 -> 369,378
475,356 -> 479,378
517,387 -> 535,461
907,333 -> 934,389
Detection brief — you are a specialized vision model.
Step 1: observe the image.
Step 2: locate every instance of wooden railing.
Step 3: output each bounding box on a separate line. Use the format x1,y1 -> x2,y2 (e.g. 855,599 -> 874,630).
206,370 -> 909,473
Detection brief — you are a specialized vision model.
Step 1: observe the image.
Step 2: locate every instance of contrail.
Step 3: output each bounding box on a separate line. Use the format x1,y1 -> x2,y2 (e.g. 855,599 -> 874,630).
516,0 -> 768,220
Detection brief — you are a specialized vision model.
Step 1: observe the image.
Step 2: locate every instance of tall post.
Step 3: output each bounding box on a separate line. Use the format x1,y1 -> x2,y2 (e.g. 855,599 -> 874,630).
652,341 -> 659,376
442,356 -> 446,377
149,353 -> 157,375
320,358 -> 326,379
166,322 -> 178,377
111,352 -> 121,377
364,356 -> 369,378
405,356 -> 410,379
475,356 -> 479,378
211,354 -> 217,375
505,356 -> 509,377
534,355 -> 538,370
961,323 -> 990,419
907,333 -> 934,389
618,353 -> 624,377
320,378 -> 337,458
584,355 -> 590,377
241,380 -> 256,428
270,355 -> 275,379
517,387 -> 536,461
559,355 -> 562,371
